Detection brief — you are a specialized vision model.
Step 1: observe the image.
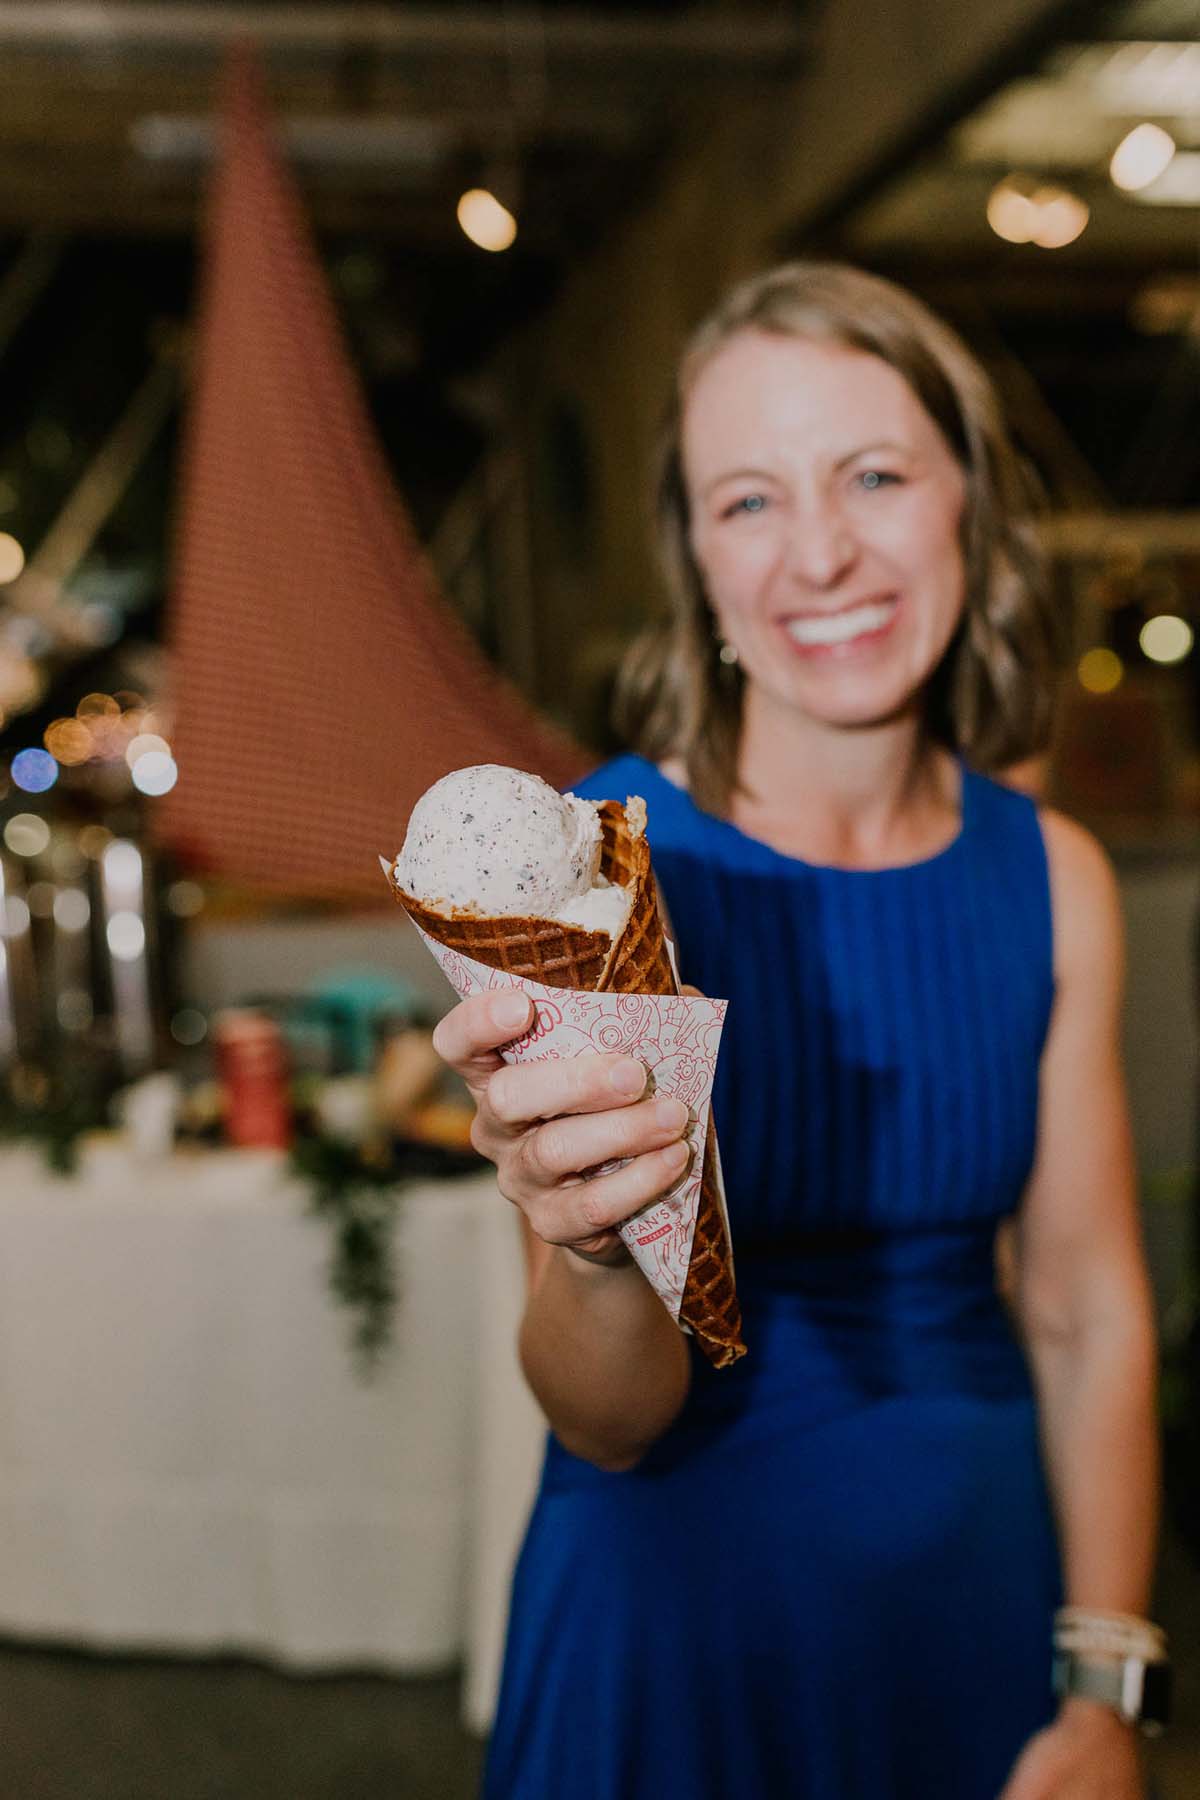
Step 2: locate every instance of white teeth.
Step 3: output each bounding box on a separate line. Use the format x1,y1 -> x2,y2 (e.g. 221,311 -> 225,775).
785,599 -> 897,647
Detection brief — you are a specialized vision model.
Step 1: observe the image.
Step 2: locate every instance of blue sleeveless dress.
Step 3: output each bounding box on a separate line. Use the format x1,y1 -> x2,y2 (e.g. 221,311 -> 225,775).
482,753 -> 1063,1800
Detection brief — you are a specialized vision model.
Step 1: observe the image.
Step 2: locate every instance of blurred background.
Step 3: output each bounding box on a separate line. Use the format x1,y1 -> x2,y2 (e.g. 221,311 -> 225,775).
0,1 -> 1196,1795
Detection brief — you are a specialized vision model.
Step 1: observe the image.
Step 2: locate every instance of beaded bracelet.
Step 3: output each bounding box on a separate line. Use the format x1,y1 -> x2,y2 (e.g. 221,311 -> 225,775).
1053,1607 -> 1167,1662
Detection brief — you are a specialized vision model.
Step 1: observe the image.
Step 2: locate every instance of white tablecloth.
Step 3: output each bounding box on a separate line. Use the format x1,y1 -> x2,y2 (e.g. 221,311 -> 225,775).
0,1145 -> 539,1692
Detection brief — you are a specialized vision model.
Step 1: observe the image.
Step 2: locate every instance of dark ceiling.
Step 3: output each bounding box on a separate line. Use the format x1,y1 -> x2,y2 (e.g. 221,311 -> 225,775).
0,2 -> 816,752
1,0 -> 1198,757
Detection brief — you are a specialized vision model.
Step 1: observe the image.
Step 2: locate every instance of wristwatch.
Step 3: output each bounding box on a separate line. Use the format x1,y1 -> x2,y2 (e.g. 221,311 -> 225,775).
1052,1648 -> 1172,1735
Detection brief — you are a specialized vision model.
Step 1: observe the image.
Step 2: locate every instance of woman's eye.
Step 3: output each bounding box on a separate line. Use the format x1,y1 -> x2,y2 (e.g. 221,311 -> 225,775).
723,493 -> 767,518
857,469 -> 900,491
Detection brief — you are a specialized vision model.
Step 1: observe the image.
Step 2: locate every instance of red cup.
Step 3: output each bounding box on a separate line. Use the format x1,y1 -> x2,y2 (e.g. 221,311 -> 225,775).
214,1010 -> 292,1150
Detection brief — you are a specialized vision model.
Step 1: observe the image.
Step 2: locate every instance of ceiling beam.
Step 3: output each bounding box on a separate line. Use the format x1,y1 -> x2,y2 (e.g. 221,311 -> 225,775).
1040,510 -> 1200,556
0,4 -> 810,68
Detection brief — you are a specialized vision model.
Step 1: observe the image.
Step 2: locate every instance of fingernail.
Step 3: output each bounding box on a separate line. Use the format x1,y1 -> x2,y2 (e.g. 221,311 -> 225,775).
493,991 -> 530,1031
654,1097 -> 688,1134
609,1058 -> 647,1097
664,1139 -> 690,1170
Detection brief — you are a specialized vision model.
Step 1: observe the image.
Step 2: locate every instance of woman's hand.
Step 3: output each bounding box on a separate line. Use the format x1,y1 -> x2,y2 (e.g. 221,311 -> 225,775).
432,988 -> 692,1261
996,1699 -> 1145,1799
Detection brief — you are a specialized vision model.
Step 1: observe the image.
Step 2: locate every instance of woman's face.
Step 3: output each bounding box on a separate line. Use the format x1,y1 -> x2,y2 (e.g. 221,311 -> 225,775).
683,330 -> 968,735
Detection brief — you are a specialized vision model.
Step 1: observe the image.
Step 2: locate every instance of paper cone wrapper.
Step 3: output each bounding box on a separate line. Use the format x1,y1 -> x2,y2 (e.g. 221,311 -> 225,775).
381,797 -> 746,1368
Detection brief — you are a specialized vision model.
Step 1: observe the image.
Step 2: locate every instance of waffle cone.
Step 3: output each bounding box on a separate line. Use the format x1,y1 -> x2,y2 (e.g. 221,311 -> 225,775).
385,797 -> 745,1367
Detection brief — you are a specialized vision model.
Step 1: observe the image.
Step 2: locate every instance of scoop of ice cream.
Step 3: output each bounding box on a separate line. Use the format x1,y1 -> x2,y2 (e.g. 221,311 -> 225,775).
394,764 -> 630,936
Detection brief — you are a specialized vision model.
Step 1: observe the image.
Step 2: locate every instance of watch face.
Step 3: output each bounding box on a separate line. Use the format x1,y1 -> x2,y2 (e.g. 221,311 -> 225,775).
1141,1661 -> 1172,1732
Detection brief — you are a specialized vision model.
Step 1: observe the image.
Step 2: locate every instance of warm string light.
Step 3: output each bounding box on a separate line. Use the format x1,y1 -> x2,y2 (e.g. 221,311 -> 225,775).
40,693 -> 177,792
130,750 -> 178,796
1078,647 -> 1124,694
1110,123 -> 1176,193
1075,615 -> 1195,691
987,176 -> 1089,248
4,813 -> 51,857
0,532 -> 25,584
52,888 -> 90,932
1139,615 -> 1193,665
456,187 -> 517,252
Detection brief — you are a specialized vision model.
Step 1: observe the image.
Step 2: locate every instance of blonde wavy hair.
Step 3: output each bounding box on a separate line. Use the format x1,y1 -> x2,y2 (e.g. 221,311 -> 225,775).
614,261 -> 1060,815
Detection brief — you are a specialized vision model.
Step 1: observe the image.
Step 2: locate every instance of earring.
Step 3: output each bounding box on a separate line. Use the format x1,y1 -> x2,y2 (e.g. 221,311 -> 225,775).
718,639 -> 739,666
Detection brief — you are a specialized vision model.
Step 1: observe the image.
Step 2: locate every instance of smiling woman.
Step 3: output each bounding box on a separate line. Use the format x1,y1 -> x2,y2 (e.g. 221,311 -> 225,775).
618,261 -> 1060,820
457,262 -> 1163,1800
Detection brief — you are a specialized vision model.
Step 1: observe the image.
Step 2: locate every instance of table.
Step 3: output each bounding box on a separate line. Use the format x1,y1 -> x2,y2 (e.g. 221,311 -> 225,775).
0,1145 -> 541,1698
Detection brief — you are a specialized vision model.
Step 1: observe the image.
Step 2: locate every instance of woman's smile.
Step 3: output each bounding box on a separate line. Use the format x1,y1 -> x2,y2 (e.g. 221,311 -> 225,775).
778,592 -> 901,654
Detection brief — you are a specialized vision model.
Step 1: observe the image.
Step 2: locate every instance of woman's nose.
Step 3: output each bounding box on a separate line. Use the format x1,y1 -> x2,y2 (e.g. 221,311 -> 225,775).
785,506 -> 858,589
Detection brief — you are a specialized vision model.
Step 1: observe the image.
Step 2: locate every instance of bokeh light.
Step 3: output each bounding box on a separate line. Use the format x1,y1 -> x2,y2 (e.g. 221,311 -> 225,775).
130,751 -> 178,796
11,748 -> 58,793
987,177 -> 1088,248
170,1008 -> 208,1047
1029,188 -> 1089,250
44,717 -> 94,766
456,187 -> 517,252
0,532 -> 26,584
987,178 -> 1036,244
125,732 -> 169,767
77,692 -> 119,719
4,813 -> 51,857
1110,123 -> 1176,193
166,880 -> 205,918
53,887 -> 91,931
106,911 -> 146,961
26,881 -> 56,918
1139,614 -> 1193,665
2,895 -> 31,937
103,841 -> 143,889
1077,647 -> 1124,694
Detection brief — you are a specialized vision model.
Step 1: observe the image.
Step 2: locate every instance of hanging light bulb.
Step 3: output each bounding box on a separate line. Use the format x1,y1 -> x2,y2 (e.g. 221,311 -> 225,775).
1110,124 -> 1176,194
987,177 -> 1038,244
0,532 -> 25,584
1029,187 -> 1089,250
1139,614 -> 1193,665
987,175 -> 1088,249
457,187 -> 518,253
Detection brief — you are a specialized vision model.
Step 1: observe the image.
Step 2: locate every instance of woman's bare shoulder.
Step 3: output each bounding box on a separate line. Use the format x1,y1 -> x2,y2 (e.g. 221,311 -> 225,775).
1036,806 -> 1124,987
656,755 -> 688,793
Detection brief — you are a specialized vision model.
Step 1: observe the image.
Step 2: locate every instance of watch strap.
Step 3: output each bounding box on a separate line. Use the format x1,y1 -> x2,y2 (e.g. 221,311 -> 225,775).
1052,1648 -> 1171,1734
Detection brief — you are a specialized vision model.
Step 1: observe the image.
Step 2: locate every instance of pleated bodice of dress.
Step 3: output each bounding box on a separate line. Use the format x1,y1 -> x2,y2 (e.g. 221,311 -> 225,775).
569,752 -> 1055,1441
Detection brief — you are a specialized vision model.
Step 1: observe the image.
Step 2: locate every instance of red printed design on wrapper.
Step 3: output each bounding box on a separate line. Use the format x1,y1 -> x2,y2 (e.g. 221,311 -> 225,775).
413,924 -> 729,1327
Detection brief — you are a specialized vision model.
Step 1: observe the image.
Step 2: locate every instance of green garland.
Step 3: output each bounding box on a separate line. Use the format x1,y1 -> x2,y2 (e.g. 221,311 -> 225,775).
289,1133 -> 405,1372
0,1062 -> 115,1175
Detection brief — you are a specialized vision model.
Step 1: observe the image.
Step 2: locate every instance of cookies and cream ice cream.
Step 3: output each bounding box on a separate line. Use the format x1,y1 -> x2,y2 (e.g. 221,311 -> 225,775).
392,764 -> 631,938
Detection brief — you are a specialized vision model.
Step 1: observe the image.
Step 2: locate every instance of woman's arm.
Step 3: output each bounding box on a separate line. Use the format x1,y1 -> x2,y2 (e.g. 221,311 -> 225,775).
1012,808 -> 1160,1618
434,989 -> 692,1471
997,809 -> 1160,1795
517,1227 -> 691,1472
